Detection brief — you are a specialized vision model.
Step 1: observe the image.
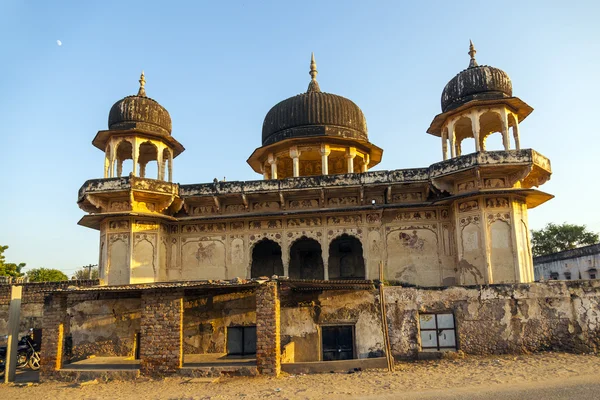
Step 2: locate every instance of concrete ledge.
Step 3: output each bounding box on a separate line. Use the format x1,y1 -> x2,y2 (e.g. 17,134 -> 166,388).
281,357 -> 387,374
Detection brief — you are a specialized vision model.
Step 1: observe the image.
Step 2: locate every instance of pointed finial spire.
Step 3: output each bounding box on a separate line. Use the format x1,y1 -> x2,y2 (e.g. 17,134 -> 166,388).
137,70 -> 147,97
307,52 -> 321,93
468,40 -> 478,68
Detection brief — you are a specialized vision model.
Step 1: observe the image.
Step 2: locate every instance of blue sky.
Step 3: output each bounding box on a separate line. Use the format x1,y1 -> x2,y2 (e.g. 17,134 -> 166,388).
1,1 -> 599,276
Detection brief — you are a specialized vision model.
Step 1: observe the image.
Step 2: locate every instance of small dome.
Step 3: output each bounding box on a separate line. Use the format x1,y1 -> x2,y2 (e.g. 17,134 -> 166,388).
441,42 -> 513,113
261,54 -> 368,146
108,72 -> 172,136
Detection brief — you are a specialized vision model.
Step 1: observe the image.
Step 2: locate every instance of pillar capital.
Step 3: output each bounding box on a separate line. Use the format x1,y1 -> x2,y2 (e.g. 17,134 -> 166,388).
320,143 -> 331,156
289,146 -> 301,159
345,147 -> 357,159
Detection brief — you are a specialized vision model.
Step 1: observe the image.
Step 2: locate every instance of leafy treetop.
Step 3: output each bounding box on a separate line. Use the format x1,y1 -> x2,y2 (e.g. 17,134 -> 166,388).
0,245 -> 26,278
531,222 -> 599,257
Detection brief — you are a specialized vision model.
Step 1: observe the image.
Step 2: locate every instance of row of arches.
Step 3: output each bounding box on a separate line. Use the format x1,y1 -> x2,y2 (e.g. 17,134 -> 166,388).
104,138 -> 174,181
251,234 -> 365,280
441,107 -> 521,160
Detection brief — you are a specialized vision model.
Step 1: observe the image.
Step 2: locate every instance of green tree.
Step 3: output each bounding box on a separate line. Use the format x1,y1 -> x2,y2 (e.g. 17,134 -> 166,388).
72,266 -> 99,280
27,268 -> 68,282
531,223 -> 599,257
0,245 -> 26,277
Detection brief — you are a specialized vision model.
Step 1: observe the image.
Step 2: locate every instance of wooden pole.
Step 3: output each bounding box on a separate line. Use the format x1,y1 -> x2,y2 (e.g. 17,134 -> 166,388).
5,285 -> 22,383
378,261 -> 395,372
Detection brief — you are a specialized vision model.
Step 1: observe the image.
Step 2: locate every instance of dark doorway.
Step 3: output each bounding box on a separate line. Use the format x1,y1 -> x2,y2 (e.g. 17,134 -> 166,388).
251,239 -> 284,278
289,238 -> 324,280
328,235 -> 365,279
227,326 -> 257,356
322,325 -> 354,361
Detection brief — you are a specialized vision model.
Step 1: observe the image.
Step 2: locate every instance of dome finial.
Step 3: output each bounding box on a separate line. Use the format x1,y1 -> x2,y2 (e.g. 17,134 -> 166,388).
138,70 -> 147,97
307,52 -> 321,93
468,40 -> 478,68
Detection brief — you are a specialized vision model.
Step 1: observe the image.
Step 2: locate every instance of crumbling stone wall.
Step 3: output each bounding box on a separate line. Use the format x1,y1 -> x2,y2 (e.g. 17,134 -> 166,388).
183,290 -> 256,354
67,294 -> 141,361
385,280 -> 600,359
280,289 -> 385,362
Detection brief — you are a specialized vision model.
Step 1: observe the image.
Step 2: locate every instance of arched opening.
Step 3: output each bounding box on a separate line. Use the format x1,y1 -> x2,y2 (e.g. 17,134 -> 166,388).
115,140 -> 133,177
328,234 -> 365,279
289,237 -> 324,280
452,116 -> 473,157
250,239 -> 283,278
138,141 -> 158,179
479,111 -> 506,151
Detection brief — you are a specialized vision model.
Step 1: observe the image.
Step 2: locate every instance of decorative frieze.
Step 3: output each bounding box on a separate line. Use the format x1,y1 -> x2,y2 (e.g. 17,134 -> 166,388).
250,220 -> 282,230
109,220 -> 129,230
287,217 -> 322,227
457,181 -> 476,192
486,197 -> 509,208
182,223 -> 226,233
327,215 -> 361,225
458,200 -> 479,212
392,192 -> 422,202
288,199 -> 319,209
459,215 -> 480,227
484,178 -> 507,188
328,196 -> 358,207
394,210 -> 436,221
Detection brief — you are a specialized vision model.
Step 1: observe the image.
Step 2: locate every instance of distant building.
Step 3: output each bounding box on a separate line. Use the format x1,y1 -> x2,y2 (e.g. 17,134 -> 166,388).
534,243 -> 600,281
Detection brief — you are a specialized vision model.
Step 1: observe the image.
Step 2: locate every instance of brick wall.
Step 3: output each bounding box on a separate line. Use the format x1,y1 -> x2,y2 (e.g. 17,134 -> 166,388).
139,289 -> 183,377
256,281 -> 280,376
39,293 -> 69,381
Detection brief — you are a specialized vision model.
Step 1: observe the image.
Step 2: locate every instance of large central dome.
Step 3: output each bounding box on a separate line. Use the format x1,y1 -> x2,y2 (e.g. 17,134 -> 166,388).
261,54 -> 368,146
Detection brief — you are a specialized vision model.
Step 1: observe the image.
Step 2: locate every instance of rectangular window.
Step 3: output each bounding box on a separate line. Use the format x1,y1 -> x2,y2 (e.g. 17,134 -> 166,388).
227,326 -> 256,356
419,313 -> 457,352
321,325 -> 354,361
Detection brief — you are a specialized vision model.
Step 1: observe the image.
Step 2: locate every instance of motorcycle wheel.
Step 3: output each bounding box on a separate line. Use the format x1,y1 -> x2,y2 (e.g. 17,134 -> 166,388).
28,352 -> 41,371
17,353 -> 27,368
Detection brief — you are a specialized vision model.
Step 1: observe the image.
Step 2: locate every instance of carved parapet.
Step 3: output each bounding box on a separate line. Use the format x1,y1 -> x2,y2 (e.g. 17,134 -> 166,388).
78,176 -> 180,215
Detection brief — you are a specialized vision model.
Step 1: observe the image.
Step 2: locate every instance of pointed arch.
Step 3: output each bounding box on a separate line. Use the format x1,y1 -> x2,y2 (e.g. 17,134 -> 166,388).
289,237 -> 324,280
328,234 -> 365,279
250,239 -> 283,278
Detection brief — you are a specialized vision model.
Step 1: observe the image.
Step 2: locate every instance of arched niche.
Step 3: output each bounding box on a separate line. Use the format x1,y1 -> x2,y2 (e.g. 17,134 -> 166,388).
328,234 -> 365,280
289,237 -> 324,280
251,239 -> 283,278
479,110 -> 505,151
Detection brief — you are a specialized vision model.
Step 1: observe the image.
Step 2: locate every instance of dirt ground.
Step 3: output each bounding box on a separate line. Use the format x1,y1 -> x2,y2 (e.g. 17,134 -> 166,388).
2,352 -> 600,399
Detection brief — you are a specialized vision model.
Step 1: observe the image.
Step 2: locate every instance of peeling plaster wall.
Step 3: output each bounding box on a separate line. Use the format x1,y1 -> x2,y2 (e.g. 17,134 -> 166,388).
385,280 -> 600,359
182,290 -> 256,354
280,289 -> 385,362
67,296 -> 141,361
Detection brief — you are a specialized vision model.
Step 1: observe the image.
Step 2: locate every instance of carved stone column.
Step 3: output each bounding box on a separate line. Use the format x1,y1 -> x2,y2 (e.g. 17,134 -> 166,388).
168,150 -> 173,182
448,120 -> 456,158
501,109 -> 510,150
132,138 -> 139,176
441,132 -> 448,161
362,154 -> 370,173
290,146 -> 301,177
470,111 -> 481,152
268,153 -> 278,180
346,147 -> 357,173
320,144 -> 331,175
512,114 -> 521,150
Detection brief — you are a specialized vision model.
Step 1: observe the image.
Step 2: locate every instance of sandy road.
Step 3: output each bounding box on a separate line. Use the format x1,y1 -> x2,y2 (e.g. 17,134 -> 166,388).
2,352 -> 600,399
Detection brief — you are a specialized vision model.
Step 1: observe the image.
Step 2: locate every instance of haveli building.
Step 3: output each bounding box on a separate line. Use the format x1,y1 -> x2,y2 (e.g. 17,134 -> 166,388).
30,43 -> 600,381
78,44 -> 552,288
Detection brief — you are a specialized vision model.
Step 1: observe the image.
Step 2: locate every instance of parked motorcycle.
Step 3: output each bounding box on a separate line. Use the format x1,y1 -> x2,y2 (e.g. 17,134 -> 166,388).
0,329 -> 41,378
